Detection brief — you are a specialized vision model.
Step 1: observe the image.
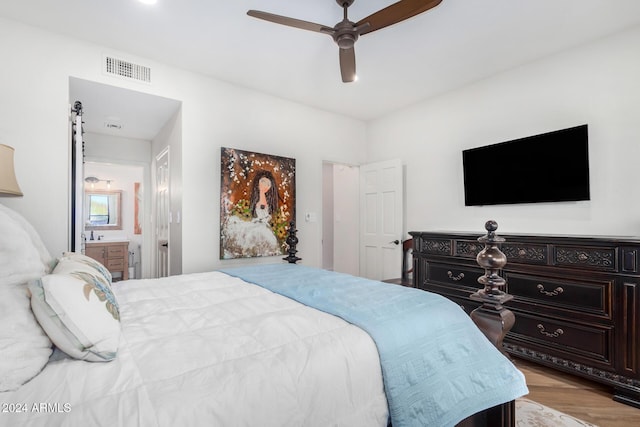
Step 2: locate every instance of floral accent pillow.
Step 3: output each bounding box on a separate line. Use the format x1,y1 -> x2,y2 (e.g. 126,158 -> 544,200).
28,271 -> 121,362
57,252 -> 113,285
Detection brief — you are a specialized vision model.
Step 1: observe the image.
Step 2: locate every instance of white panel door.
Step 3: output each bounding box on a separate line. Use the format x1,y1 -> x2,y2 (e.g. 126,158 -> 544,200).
359,159 -> 403,280
155,148 -> 170,278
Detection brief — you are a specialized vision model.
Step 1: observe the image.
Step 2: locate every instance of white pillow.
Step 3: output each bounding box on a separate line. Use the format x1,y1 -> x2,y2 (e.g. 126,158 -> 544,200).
28,272 -> 121,362
0,204 -> 53,287
0,283 -> 52,392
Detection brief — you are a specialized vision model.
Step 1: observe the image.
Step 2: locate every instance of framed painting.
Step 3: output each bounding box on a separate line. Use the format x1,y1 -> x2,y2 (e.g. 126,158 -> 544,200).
220,147 -> 296,259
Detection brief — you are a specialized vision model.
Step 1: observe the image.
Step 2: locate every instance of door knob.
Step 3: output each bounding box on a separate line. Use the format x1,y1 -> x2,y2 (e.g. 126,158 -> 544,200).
391,240 -> 400,245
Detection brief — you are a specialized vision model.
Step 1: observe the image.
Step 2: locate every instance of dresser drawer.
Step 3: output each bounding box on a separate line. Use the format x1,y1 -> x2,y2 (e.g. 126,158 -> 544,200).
107,246 -> 126,258
106,258 -> 125,270
425,262 -> 484,291
553,245 -> 616,272
454,239 -> 483,259
416,237 -> 452,256
506,272 -> 612,320
510,311 -> 613,366
501,242 -> 548,266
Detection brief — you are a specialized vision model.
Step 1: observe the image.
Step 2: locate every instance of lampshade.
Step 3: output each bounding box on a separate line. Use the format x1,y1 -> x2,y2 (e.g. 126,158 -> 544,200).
0,144 -> 23,196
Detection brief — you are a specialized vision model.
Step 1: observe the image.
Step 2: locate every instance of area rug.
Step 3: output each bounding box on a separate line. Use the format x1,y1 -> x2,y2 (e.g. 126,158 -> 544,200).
516,398 -> 599,427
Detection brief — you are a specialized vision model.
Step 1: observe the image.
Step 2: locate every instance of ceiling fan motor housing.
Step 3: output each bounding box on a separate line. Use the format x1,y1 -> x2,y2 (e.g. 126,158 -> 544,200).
333,19 -> 359,49
337,0 -> 355,7
335,31 -> 357,49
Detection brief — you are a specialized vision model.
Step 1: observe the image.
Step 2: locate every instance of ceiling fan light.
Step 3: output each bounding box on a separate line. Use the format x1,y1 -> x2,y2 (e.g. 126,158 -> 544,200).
337,35 -> 356,49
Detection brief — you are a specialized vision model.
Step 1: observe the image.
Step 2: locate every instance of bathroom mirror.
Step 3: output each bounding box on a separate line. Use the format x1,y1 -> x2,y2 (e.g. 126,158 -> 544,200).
85,190 -> 122,230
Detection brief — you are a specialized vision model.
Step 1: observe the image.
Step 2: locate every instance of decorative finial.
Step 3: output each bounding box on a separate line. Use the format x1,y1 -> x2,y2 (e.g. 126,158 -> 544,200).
485,219 -> 498,234
283,221 -> 302,264
470,220 -> 514,357
476,220 -> 507,296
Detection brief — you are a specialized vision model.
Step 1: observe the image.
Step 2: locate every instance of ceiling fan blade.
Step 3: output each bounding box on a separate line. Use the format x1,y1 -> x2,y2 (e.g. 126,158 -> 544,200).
356,0 -> 443,35
339,47 -> 356,83
247,10 -> 334,35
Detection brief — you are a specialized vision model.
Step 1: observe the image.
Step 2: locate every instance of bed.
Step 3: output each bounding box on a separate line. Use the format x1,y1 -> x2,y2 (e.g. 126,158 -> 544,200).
0,204 -> 527,427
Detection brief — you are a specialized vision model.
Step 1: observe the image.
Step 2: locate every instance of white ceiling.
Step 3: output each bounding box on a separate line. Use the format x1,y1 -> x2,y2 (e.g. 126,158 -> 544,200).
3,0 -> 640,128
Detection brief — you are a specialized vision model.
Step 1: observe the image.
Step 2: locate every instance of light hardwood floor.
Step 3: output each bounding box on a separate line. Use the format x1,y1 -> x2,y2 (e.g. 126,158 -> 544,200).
513,357 -> 640,427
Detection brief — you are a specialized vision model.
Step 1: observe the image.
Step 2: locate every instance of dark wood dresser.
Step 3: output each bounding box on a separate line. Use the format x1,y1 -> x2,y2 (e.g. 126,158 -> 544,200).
410,230 -> 640,408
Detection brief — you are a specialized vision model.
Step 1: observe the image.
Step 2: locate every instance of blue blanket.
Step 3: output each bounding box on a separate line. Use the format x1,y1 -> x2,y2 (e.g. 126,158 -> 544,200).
221,264 -> 528,427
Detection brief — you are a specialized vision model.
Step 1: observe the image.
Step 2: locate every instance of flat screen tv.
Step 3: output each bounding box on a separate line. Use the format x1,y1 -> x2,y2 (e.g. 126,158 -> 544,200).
462,124 -> 590,206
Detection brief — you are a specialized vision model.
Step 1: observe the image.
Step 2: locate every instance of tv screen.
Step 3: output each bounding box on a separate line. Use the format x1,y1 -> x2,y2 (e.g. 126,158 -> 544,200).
462,124 -> 590,206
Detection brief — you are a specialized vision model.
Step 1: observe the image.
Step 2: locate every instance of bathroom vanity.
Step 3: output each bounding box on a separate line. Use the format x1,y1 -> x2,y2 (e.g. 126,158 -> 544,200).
85,240 -> 129,281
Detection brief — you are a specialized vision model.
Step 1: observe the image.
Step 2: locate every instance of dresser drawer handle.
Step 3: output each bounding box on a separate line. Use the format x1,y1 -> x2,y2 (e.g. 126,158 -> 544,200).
447,271 -> 465,281
578,252 -> 589,261
537,284 -> 564,297
537,324 -> 564,338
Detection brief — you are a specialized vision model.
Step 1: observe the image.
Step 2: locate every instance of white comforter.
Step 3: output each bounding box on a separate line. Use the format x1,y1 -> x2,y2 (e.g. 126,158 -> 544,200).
1,272 -> 389,427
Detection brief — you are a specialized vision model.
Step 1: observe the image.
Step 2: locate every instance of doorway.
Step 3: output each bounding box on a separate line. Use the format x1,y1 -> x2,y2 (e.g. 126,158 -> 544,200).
322,159 -> 405,280
322,161 -> 360,276
359,159 -> 404,281
84,161 -> 145,279
69,77 -> 182,279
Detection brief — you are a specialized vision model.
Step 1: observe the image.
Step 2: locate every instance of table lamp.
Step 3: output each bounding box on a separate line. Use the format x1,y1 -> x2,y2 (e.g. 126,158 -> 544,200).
0,144 -> 23,196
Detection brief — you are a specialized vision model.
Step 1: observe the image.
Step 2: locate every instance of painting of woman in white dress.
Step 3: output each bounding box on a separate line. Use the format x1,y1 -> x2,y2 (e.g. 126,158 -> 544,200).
220,148 -> 295,259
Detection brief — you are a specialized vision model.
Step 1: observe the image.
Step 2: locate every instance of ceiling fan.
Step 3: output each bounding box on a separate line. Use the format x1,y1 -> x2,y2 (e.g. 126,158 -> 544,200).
247,0 -> 443,83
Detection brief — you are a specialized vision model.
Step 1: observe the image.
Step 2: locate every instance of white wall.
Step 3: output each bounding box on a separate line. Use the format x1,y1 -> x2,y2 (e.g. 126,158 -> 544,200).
0,17 -> 367,272
366,26 -> 640,237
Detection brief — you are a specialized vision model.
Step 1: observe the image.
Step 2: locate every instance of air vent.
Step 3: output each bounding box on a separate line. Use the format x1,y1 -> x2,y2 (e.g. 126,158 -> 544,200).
104,55 -> 151,83
104,122 -> 122,130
